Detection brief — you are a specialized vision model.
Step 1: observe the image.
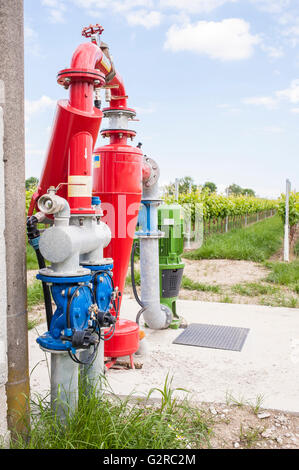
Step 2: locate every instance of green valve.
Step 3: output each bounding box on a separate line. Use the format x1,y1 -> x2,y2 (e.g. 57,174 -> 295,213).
158,203 -> 185,329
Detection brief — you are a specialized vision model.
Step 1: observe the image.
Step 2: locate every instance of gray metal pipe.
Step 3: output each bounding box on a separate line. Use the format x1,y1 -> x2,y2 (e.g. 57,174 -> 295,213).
80,332 -> 105,397
51,352 -> 78,419
138,157 -> 172,330
0,0 -> 30,435
140,236 -> 171,329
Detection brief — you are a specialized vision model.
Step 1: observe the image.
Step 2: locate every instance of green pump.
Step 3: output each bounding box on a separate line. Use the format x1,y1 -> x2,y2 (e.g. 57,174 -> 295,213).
158,203 -> 185,329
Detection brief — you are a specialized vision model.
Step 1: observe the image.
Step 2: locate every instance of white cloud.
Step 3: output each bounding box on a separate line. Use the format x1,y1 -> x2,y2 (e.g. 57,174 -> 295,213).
24,23 -> 41,57
242,79 -> 299,111
276,79 -> 299,103
126,10 -> 163,28
164,19 -> 260,61
262,126 -> 285,134
250,0 -> 290,14
25,96 -> 56,121
282,22 -> 299,47
217,104 -> 241,115
134,103 -> 157,114
72,0 -> 161,28
242,96 -> 278,109
24,25 -> 37,40
74,0 -> 153,11
160,0 -> 238,13
261,44 -> 284,59
42,0 -> 66,24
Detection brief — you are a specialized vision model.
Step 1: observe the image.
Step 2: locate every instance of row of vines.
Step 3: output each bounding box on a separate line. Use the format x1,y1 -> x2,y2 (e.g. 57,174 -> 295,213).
164,190 -> 277,221
164,190 -> 278,241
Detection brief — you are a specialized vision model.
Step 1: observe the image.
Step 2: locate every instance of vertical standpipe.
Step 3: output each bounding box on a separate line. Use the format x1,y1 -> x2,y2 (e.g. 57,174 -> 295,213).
136,157 -> 172,330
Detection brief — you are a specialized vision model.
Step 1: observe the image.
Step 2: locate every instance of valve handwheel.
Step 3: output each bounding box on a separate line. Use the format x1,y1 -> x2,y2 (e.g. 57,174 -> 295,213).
82,24 -> 104,38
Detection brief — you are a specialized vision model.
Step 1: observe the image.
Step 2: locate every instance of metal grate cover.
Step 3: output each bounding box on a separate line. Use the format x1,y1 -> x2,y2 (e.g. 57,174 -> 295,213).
173,323 -> 250,352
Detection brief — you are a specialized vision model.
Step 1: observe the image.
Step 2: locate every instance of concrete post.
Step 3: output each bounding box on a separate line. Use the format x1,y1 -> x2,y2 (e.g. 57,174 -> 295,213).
284,179 -> 291,263
0,0 -> 30,435
0,107 -> 8,442
174,178 -> 179,201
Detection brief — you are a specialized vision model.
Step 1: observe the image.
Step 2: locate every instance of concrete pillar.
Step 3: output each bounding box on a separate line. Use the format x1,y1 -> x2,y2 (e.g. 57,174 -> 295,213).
0,107 -> 8,442
0,0 -> 29,435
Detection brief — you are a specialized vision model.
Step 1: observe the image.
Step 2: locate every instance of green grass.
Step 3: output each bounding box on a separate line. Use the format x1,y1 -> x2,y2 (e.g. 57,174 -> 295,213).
239,425 -> 264,449
27,318 -> 40,331
9,376 -> 213,450
259,294 -> 299,309
184,215 -> 283,262
27,281 -> 44,310
265,260 -> 299,288
125,270 -> 141,287
181,276 -> 221,293
27,243 -> 39,270
220,295 -> 233,303
294,239 -> 299,257
232,282 -> 280,297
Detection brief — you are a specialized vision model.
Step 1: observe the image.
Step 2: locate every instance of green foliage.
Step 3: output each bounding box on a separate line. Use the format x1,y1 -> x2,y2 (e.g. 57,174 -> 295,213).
231,283 -> 279,297
126,269 -> 141,286
265,260 -> 299,288
26,187 -> 36,214
27,243 -> 39,270
26,177 -> 39,191
203,181 -> 217,193
184,215 -> 283,262
227,184 -> 256,197
242,188 -> 255,197
227,183 -> 243,195
27,281 -> 44,309
10,377 -> 212,449
164,176 -> 198,196
277,191 -> 299,227
181,276 -> 221,293
164,189 -> 277,222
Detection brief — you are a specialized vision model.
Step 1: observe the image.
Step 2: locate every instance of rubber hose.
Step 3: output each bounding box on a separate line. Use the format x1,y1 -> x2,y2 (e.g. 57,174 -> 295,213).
131,242 -> 144,308
35,248 -> 53,330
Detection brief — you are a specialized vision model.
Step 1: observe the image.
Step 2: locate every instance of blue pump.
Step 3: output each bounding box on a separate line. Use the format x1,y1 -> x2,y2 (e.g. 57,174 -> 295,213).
36,265 -> 117,360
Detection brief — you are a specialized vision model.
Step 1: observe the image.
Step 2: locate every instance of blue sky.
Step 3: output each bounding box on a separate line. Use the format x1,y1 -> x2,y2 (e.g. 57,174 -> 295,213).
24,0 -> 299,198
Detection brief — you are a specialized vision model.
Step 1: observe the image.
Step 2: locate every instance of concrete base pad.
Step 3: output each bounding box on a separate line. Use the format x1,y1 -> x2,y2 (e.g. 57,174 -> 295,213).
29,298 -> 299,413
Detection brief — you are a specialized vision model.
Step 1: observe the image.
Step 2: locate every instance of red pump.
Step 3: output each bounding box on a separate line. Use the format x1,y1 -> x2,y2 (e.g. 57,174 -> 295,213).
29,25 -> 151,368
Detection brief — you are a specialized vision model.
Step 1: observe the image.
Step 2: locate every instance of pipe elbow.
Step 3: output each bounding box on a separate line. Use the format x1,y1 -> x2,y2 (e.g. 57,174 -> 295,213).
70,42 -> 103,70
142,304 -> 173,330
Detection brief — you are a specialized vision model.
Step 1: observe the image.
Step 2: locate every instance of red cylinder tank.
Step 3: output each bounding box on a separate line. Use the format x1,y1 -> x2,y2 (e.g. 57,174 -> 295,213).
93,132 -> 143,362
92,139 -> 143,300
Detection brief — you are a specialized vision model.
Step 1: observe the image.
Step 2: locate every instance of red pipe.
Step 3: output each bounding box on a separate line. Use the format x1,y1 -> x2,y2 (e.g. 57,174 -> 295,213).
29,34 -> 130,217
69,43 -> 102,112
109,72 -> 127,109
70,42 -> 127,110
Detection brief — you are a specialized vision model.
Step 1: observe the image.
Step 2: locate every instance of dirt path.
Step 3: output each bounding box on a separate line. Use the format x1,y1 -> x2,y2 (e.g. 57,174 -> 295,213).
203,402 -> 299,449
183,258 -> 269,285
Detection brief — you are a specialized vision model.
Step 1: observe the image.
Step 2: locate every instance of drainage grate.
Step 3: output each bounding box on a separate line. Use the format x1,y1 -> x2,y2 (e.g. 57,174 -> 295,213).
173,323 -> 250,352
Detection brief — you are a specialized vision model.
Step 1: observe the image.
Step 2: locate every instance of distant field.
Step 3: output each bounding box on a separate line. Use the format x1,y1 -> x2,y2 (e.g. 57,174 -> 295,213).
184,215 -> 283,263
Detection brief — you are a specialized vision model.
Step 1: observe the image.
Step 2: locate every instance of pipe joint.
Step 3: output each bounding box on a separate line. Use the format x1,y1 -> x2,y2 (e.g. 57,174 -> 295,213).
38,189 -> 70,219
